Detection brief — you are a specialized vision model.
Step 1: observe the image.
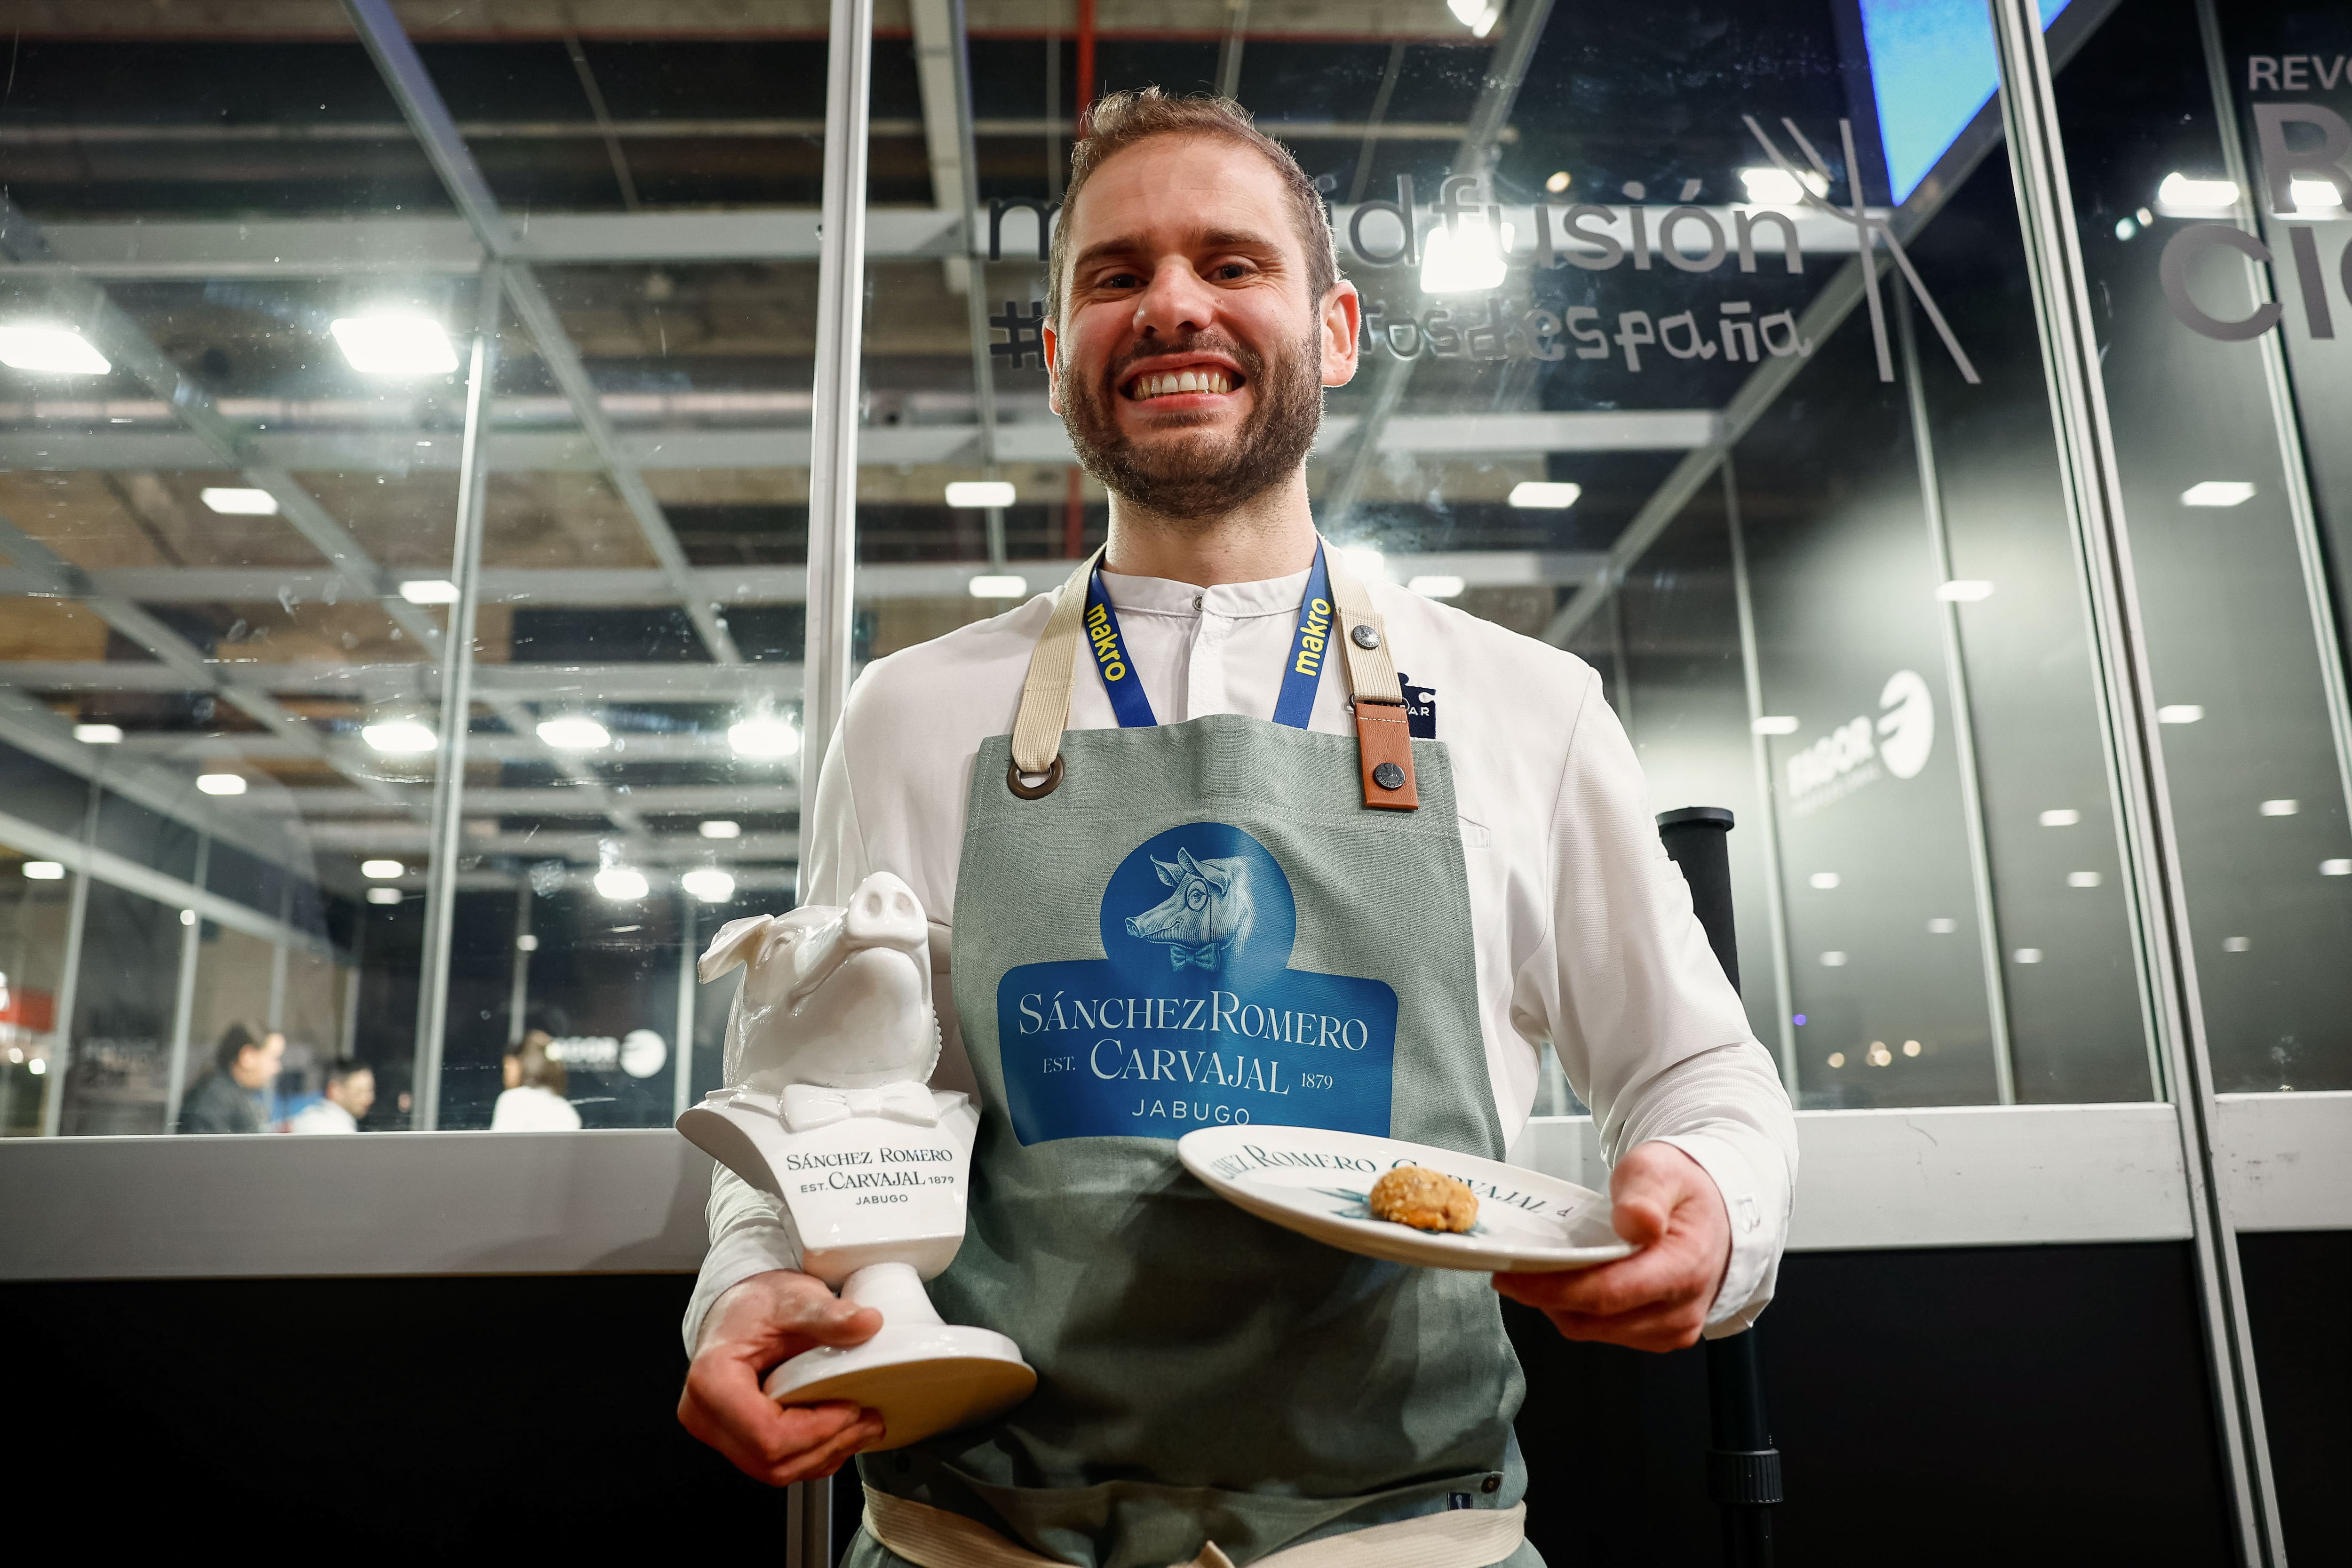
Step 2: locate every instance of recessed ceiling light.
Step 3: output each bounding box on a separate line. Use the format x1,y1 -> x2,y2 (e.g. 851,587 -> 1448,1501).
728,717 -> 799,759
2067,871 -> 2103,887
2156,704 -> 2203,724
2014,947 -> 2044,963
1737,166 -> 1826,205
1927,917 -> 1957,933
1819,950 -> 1847,966
1545,171 -> 1572,194
0,324 -> 111,375
2323,859 -> 2352,877
1407,574 -> 1466,599
2259,798 -> 2298,816
200,487 -> 279,516
73,723 -> 123,744
2039,808 -> 2081,826
1419,212 -> 1512,293
681,868 -> 737,903
968,574 -> 1029,599
595,866 -> 649,901
536,716 -> 612,750
2290,177 -> 2345,214
699,820 -> 742,840
330,313 -> 458,375
360,859 -> 405,879
1936,579 -> 1994,601
399,579 -> 461,605
1808,871 -> 1840,889
361,717 -> 437,754
2181,481 -> 2256,507
196,772 -> 247,796
2154,172 -> 2239,215
22,861 -> 65,880
366,886 -> 403,905
1750,715 -> 1799,735
1508,481 -> 1581,509
944,480 -> 1016,509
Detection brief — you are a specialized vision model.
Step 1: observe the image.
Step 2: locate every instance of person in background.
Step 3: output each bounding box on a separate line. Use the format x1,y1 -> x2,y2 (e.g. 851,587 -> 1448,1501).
491,1030 -> 581,1130
286,1058 -> 374,1134
176,1024 -> 282,1135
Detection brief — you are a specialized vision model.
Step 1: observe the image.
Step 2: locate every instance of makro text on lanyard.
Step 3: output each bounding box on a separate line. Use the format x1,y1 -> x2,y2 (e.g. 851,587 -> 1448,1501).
1082,544 -> 1334,729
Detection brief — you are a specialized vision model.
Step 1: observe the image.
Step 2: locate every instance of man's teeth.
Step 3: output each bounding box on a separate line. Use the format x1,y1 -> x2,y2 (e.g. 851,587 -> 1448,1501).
1131,369 -> 1233,399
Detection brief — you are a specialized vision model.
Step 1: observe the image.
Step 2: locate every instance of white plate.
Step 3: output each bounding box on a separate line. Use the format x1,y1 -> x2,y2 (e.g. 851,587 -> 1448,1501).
1176,1125 -> 1637,1273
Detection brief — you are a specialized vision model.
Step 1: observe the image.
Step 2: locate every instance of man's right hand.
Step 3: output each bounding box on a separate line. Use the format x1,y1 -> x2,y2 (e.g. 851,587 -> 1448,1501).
678,1269 -> 889,1485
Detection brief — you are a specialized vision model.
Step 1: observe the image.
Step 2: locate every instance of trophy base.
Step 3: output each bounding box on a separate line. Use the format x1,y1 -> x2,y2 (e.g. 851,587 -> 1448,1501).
764,1324 -> 1037,1450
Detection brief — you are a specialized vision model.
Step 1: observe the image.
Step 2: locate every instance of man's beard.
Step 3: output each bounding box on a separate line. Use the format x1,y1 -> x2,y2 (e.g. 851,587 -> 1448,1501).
1059,328 -> 1324,523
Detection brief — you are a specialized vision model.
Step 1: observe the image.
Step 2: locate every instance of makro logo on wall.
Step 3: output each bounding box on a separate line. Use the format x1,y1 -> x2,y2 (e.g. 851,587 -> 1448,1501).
2161,87 -> 2352,343
1787,670 -> 1936,817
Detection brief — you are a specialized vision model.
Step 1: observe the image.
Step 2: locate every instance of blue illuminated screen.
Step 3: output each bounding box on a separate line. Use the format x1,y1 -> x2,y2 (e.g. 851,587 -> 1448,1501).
1859,0 -> 2071,203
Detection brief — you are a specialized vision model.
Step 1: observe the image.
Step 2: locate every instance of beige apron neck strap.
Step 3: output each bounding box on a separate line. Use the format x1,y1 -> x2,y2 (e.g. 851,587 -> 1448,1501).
1009,546 -> 1104,778
1318,537 -> 1403,707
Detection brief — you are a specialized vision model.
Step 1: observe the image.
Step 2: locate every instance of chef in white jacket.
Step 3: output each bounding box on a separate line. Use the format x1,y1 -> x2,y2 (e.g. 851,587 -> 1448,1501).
675,88 -> 1797,1568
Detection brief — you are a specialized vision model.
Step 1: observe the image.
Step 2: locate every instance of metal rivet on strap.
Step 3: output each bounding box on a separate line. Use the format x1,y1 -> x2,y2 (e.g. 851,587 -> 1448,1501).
1372,761 -> 1405,791
1481,1473 -> 1503,1494
1351,624 -> 1382,650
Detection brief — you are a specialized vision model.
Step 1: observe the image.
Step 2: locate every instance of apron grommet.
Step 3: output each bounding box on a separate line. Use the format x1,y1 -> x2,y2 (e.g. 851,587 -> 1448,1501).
1372,761 -> 1405,791
1481,1473 -> 1503,1494
1007,756 -> 1065,799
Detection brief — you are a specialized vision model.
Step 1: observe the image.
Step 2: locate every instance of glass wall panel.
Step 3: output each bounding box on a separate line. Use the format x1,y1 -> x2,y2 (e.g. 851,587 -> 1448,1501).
0,7 -> 818,1132
873,0 -> 2161,1111
2051,0 -> 2352,1092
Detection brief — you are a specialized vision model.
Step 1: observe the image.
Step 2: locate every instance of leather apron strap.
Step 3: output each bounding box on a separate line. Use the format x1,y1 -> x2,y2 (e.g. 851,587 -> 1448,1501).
1003,538 -> 1417,809
865,1488 -> 1526,1568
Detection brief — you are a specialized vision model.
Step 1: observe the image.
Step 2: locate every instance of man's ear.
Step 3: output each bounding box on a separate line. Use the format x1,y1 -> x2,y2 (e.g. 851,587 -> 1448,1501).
1043,318 -> 1062,415
1321,280 -> 1362,389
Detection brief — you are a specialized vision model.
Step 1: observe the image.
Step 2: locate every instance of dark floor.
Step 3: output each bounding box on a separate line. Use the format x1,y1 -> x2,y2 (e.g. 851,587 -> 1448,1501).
2,1237 -> 2326,1564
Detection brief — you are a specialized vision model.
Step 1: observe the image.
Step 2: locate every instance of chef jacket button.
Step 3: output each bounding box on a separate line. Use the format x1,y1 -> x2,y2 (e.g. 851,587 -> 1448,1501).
1192,595 -> 1203,611
1351,624 -> 1382,650
1481,1474 -> 1502,1494
1373,762 -> 1405,791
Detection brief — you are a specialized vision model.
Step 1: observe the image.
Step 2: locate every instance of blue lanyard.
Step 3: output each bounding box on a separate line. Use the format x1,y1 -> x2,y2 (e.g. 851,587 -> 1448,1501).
1082,543 -> 1335,729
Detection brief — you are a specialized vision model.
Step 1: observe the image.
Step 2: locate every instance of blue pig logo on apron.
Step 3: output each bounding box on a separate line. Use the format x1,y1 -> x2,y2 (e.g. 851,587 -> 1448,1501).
995,823 -> 1398,1145
1126,849 -> 1253,971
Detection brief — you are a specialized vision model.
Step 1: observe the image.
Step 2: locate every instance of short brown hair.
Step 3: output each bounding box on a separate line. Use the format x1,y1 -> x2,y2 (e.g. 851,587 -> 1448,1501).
1047,88 -> 1341,323
512,1029 -> 567,1095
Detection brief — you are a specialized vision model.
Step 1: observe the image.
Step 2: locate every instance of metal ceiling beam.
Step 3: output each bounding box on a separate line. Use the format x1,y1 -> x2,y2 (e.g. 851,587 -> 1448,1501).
0,549 -> 1605,608
0,409 -> 1718,473
2,201 -> 1850,278
0,511 -> 418,815
307,824 -> 800,861
247,782 -> 800,817
0,661 -> 807,702
1318,0 -> 1556,535
341,0 -> 743,665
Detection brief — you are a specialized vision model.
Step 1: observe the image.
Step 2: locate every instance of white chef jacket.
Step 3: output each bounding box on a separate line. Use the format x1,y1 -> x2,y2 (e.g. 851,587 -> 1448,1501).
285,1099 -> 358,1134
684,565 -> 1798,1354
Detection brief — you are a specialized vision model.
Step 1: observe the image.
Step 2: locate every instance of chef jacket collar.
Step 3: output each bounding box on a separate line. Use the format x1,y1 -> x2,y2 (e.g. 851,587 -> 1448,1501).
1097,565 -> 1316,621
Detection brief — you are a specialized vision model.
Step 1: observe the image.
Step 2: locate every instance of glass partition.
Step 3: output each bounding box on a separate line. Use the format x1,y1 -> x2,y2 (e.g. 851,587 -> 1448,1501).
0,9 -> 822,1133
4,0 -> 2345,1132
2050,0 -> 2352,1093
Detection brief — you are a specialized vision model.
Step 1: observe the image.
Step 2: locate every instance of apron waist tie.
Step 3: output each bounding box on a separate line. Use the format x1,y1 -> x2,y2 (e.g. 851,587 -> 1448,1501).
864,1487 -> 1526,1568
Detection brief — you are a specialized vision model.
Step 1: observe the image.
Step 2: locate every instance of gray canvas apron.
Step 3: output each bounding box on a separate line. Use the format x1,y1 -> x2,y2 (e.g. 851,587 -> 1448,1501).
850,547 -> 1539,1568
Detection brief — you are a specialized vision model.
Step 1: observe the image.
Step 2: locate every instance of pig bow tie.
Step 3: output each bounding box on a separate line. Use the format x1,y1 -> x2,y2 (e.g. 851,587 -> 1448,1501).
779,1081 -> 940,1133
1168,942 -> 1224,972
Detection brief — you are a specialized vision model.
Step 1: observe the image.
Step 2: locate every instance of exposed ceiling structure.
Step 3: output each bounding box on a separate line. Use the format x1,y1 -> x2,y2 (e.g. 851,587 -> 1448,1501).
0,0 -> 1894,912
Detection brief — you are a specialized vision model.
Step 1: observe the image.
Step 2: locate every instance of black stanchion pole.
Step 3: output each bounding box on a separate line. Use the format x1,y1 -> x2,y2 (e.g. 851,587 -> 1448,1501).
1655,807 -> 1781,1568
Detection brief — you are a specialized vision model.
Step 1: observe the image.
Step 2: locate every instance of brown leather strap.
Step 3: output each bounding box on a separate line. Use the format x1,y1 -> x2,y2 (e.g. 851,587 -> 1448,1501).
1353,699 -> 1420,811
1321,543 -> 1417,812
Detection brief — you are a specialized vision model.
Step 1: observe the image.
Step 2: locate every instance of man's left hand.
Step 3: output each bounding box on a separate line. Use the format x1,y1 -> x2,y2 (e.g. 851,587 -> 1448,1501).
1492,1140 -> 1730,1353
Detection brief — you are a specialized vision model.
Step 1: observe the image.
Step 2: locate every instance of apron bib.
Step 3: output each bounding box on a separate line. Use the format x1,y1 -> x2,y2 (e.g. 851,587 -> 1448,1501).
853,547 -> 1537,1568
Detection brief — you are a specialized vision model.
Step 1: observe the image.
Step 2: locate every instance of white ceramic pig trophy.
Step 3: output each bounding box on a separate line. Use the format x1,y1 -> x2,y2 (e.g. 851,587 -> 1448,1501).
677,871 -> 1034,1448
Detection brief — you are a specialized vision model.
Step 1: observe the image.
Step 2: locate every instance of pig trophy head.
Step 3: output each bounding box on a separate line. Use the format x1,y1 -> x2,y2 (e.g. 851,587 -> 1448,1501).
699,871 -> 939,1092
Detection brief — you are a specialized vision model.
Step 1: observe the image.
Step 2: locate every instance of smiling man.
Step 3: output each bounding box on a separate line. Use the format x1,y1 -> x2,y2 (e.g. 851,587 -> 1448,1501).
677,90 -> 1796,1568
